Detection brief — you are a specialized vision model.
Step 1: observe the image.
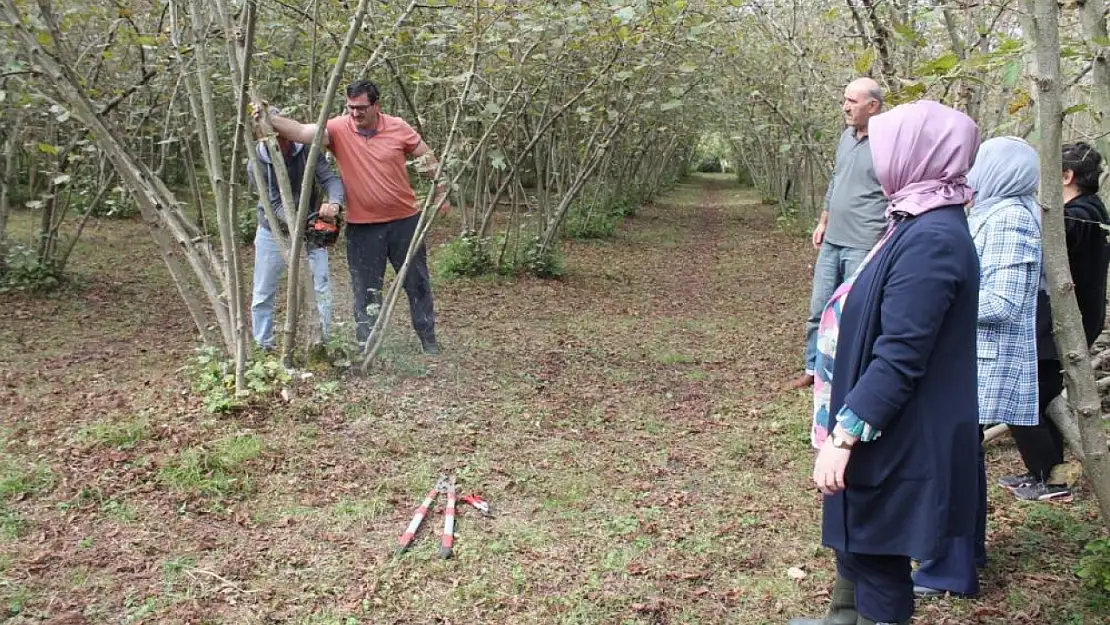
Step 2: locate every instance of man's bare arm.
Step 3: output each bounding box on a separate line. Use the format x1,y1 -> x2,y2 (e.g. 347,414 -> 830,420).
410,140 -> 432,167
269,114 -> 330,148
410,140 -> 445,184
409,140 -> 451,212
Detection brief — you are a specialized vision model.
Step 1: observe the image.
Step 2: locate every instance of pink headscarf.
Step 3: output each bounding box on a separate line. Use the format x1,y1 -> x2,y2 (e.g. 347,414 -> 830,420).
868,100 -> 980,217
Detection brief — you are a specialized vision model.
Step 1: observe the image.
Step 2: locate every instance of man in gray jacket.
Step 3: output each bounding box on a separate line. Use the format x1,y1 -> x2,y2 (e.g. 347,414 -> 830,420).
789,77 -> 889,389
247,122 -> 345,351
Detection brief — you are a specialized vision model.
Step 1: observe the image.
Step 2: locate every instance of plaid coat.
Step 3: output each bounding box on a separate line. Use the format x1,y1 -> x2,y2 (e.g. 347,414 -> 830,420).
969,200 -> 1041,426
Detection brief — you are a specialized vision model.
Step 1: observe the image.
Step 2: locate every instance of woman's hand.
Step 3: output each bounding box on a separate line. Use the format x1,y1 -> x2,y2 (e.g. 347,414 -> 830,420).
813,433 -> 855,495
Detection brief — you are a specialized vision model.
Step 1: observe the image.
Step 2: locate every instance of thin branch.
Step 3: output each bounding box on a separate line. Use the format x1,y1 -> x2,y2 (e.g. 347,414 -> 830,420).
0,69 -> 40,78
97,69 -> 158,117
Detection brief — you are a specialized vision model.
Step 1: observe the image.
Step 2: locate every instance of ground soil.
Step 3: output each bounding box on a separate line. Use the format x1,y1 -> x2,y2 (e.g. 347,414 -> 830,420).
0,174 -> 1105,624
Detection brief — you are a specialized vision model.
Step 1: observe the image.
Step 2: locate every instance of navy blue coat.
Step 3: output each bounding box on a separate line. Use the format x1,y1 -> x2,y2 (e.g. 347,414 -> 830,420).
822,205 -> 981,560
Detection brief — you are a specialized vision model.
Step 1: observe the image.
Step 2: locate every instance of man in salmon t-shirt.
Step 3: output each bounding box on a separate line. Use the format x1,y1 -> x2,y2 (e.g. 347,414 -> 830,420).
267,80 -> 449,355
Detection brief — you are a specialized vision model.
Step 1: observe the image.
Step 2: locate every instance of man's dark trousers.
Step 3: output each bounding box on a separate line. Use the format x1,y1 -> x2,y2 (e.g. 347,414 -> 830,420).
346,214 -> 436,345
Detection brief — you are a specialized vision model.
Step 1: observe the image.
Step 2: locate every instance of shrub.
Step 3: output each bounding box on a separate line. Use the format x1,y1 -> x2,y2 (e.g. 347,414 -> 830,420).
695,157 -> 723,173
0,243 -> 61,293
190,347 -> 291,413
89,194 -> 139,218
237,209 -> 257,245
521,235 -> 564,278
1078,537 -> 1110,597
563,208 -> 619,239
437,230 -> 493,278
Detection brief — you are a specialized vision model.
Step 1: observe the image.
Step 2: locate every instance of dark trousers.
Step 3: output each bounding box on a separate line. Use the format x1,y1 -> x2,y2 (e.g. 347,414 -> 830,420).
1010,359 -> 1066,481
911,428 -> 986,596
836,550 -> 914,623
346,215 -> 436,344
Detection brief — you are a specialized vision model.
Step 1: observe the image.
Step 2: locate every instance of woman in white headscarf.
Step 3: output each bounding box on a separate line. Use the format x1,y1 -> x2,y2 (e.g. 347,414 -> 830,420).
913,136 -> 1042,598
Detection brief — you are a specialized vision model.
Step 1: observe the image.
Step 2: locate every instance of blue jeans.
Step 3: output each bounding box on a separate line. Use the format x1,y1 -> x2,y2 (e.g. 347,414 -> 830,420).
251,226 -> 331,349
805,241 -> 870,373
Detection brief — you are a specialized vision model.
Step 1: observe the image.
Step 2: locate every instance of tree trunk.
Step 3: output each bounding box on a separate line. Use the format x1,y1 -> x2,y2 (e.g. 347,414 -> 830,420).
0,116 -> 17,244
539,115 -> 627,254
1027,0 -> 1110,525
2,0 -> 230,349
1076,0 -> 1110,197
189,0 -> 247,391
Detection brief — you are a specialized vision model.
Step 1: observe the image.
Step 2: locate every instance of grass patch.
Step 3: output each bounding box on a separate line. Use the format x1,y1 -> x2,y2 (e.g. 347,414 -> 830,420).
99,498 -> 138,523
654,351 -> 694,365
162,555 -> 196,582
329,496 -> 389,526
158,433 -> 263,496
0,581 -> 31,619
374,337 -> 431,378
78,416 -> 151,449
1013,504 -> 1100,559
0,458 -> 54,500
0,504 -> 24,540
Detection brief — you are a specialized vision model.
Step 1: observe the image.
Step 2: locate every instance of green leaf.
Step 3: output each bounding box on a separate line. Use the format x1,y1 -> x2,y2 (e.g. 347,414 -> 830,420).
660,100 -> 683,112
1064,103 -> 1089,116
52,174 -> 71,185
892,22 -> 921,44
489,150 -> 507,171
854,48 -> 875,75
1002,61 -> 1022,88
614,6 -> 636,24
890,82 -> 926,105
918,51 -> 960,77
678,62 -> 697,73
37,143 -> 58,155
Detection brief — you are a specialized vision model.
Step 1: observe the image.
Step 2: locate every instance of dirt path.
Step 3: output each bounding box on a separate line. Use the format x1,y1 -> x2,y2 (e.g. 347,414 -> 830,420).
0,174 -> 1101,624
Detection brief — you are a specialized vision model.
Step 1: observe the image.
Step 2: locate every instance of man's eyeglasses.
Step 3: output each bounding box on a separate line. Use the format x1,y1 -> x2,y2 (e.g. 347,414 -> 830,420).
347,103 -> 374,113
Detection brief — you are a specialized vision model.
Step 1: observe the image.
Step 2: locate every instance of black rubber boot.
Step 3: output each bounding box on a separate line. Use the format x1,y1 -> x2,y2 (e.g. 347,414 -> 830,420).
787,575 -> 857,625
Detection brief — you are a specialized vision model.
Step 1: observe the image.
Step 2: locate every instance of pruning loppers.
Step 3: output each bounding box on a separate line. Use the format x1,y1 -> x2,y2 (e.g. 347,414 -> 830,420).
395,475 -> 490,559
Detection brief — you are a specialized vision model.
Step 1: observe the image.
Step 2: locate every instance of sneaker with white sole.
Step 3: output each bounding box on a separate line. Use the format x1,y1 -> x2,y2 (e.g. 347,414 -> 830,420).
1012,481 -> 1072,502
998,473 -> 1037,490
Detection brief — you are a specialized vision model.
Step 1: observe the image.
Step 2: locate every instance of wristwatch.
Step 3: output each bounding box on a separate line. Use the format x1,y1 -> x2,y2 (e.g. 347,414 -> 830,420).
830,431 -> 855,450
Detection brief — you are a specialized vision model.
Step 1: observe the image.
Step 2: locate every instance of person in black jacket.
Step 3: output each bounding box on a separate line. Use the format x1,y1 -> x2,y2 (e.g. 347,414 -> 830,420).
1000,142 -> 1109,502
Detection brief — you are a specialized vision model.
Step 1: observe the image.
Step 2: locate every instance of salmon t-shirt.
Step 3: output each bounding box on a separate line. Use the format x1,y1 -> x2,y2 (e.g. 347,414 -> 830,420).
326,113 -> 422,224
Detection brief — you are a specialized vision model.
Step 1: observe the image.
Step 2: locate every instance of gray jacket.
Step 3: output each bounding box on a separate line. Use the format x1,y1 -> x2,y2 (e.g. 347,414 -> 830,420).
247,141 -> 345,232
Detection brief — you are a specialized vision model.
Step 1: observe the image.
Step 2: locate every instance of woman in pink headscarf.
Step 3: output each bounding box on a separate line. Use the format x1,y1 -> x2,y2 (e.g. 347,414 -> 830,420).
789,101 -> 982,625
